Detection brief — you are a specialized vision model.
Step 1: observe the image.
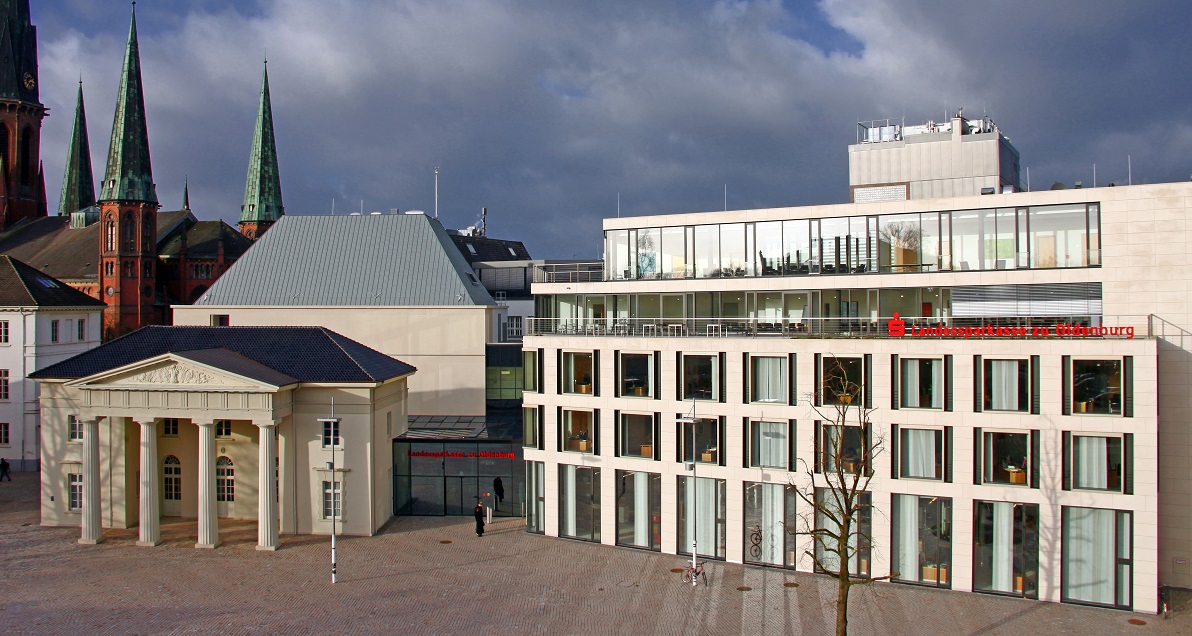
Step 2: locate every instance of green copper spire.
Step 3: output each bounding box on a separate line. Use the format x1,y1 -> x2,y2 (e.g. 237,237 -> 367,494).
58,81 -> 95,216
182,176 -> 190,210
240,60 -> 283,224
99,4 -> 156,204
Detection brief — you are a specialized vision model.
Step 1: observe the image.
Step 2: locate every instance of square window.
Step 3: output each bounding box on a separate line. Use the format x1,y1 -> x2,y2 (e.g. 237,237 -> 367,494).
561,410 -> 593,453
563,352 -> 594,394
820,424 -> 867,474
1072,359 -> 1123,415
682,354 -> 718,401
1072,435 -> 1123,491
822,356 -> 862,405
900,358 -> 943,409
619,413 -> 654,458
750,357 -> 787,404
899,428 -> 943,480
68,472 -> 83,511
211,314 -> 230,327
321,419 -> 340,447
984,359 -> 1029,412
161,418 -> 179,437
749,420 -> 788,468
680,417 -> 719,464
983,431 -> 1030,485
215,420 -> 233,438
68,415 -> 82,442
619,352 -> 654,398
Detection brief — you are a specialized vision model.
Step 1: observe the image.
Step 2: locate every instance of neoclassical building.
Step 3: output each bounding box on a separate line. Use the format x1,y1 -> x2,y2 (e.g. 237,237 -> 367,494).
32,326 -> 414,549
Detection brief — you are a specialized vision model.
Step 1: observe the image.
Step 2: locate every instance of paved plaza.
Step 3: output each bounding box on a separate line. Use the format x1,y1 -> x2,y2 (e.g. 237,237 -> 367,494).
0,473 -> 1187,635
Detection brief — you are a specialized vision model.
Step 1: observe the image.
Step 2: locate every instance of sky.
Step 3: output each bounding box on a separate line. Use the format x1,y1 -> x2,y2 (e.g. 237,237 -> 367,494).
29,0 -> 1192,259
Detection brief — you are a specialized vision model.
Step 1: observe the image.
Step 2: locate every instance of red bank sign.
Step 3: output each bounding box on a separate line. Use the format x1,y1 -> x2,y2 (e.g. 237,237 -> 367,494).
408,450 -> 517,461
887,313 -> 1135,339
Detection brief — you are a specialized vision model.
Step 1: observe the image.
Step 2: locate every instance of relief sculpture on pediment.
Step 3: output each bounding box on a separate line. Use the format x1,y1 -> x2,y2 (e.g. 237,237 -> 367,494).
127,364 -> 216,385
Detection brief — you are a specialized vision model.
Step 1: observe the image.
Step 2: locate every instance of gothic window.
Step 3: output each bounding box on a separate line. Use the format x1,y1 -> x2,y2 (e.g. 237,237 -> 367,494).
123,213 -> 135,251
143,216 -> 153,246
18,126 -> 32,186
104,219 -> 116,252
104,261 -> 114,277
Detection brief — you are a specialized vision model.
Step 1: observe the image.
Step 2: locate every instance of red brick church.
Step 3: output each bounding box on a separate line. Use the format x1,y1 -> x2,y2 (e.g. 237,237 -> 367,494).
0,2 -> 284,338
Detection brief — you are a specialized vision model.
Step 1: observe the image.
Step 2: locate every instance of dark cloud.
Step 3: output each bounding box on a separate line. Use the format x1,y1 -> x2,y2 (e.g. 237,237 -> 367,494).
32,0 -> 1192,259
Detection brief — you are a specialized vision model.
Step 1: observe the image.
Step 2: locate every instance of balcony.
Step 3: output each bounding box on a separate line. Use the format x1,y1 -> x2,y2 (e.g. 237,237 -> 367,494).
534,262 -> 604,284
526,315 -> 1151,340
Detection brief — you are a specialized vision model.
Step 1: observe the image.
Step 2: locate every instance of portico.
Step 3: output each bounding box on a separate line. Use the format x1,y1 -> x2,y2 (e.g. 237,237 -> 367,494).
34,326 -> 415,547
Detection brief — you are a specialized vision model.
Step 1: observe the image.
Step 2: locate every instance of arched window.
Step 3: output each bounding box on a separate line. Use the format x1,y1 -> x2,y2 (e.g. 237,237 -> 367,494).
19,126 -> 32,186
123,213 -> 135,251
143,215 -> 153,246
216,456 -> 234,503
163,455 -> 181,501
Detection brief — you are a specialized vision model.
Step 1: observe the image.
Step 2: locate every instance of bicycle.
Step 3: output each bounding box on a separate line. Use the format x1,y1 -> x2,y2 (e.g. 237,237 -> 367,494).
681,561 -> 708,586
748,525 -> 763,559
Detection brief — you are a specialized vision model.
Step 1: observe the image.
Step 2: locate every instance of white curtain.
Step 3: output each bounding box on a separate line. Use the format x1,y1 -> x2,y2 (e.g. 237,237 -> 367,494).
817,492 -> 859,573
754,357 -> 785,403
633,472 -> 650,546
992,502 -> 1014,592
929,359 -> 943,408
754,421 -> 787,468
760,483 -> 785,565
562,465 -> 576,537
903,429 -> 937,479
685,478 -> 719,556
990,360 -> 1019,410
1075,436 -> 1108,489
902,361 -> 920,408
895,495 -> 920,581
823,426 -> 840,472
1065,507 -> 1117,605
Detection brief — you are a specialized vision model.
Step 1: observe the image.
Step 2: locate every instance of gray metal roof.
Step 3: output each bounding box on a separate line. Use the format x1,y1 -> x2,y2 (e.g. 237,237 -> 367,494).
195,213 -> 494,307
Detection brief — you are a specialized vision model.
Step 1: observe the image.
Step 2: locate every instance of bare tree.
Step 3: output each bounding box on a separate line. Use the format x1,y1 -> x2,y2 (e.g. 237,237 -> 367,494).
791,355 -> 889,636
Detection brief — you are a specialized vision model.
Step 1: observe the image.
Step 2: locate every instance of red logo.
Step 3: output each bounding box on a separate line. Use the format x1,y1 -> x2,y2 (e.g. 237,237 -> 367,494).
887,312 -> 906,337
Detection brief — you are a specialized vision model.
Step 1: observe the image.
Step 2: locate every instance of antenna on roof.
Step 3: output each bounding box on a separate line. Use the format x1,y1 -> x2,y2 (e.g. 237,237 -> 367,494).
434,167 -> 440,219
480,207 -> 487,237
617,192 -> 620,218
331,198 -> 335,215
724,184 -> 727,211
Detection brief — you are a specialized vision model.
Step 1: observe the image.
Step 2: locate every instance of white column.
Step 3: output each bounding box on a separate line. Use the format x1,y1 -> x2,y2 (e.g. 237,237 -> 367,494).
195,420 -> 219,549
256,420 -> 279,551
78,418 -> 102,545
136,420 -> 160,547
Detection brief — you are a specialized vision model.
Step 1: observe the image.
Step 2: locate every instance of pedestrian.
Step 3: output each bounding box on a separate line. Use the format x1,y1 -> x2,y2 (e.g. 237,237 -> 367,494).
474,502 -> 485,537
493,476 -> 505,504
0,457 -> 10,481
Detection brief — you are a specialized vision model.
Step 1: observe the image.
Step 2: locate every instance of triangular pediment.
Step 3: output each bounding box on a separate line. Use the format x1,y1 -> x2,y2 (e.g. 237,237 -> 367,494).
67,354 -> 282,392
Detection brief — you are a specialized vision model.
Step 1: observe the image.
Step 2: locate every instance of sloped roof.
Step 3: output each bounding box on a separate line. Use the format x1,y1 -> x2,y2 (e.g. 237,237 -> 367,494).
173,348 -> 297,387
158,219 -> 254,260
31,325 -> 416,383
448,232 -> 531,264
195,213 -> 495,307
0,255 -> 106,308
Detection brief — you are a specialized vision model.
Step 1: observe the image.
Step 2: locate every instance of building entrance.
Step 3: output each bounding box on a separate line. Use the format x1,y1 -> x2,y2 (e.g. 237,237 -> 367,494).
392,441 -> 524,517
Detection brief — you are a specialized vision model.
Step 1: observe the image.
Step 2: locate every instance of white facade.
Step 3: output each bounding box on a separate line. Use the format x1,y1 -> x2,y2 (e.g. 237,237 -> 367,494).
0,307 -> 102,471
524,181 -> 1192,614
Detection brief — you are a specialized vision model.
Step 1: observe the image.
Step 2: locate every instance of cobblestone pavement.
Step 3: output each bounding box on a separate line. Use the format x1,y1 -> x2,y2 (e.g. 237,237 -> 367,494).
1,472 -> 1188,635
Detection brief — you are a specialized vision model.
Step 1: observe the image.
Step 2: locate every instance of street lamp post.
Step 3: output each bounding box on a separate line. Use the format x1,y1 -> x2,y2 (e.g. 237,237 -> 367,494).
678,408 -> 697,586
318,415 -> 340,584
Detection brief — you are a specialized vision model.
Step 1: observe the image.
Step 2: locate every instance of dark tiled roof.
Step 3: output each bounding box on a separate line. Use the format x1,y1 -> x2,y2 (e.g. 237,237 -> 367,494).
448,233 -> 531,264
173,348 -> 298,387
158,220 -> 254,260
31,326 -> 417,383
0,256 -> 106,307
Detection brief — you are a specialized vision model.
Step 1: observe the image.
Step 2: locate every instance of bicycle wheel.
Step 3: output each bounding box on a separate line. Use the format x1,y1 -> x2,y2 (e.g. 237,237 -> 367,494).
748,544 -> 762,559
699,570 -> 708,586
681,569 -> 693,584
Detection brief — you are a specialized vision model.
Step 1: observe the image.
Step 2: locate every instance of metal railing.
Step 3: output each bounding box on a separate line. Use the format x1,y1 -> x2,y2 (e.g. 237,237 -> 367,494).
533,262 -> 604,283
526,315 -> 1152,339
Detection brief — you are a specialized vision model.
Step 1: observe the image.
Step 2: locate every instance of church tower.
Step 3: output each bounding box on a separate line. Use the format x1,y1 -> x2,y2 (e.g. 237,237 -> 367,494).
58,81 -> 95,216
239,60 -> 283,240
0,0 -> 47,229
97,5 -> 159,335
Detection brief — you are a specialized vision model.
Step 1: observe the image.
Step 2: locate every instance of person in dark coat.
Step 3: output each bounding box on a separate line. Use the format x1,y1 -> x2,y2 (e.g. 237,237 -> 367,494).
493,477 -> 505,504
0,458 -> 10,481
474,502 -> 486,537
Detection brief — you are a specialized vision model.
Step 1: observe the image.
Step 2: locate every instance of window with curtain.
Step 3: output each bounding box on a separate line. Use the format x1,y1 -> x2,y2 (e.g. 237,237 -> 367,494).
899,428 -> 943,479
892,495 -> 952,587
620,414 -> 654,458
615,470 -> 660,550
814,488 -> 871,577
750,421 -> 788,468
751,356 -> 786,403
620,352 -> 654,397
900,358 -> 943,409
678,476 -> 726,559
1072,359 -> 1122,415
744,482 -> 796,567
821,425 -> 866,474
973,501 -> 1039,598
1063,507 -> 1132,608
983,431 -> 1029,485
1073,435 -> 1123,491
983,359 -> 1028,411
558,464 -> 601,542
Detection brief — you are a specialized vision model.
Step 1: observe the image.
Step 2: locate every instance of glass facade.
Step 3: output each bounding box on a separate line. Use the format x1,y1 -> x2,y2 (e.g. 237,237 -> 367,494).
559,464 -> 601,542
1062,507 -> 1132,608
615,470 -> 661,550
604,202 -> 1101,281
526,461 -> 545,533
678,476 -> 726,559
973,501 -> 1039,598
815,489 -> 871,577
743,482 -> 797,568
892,494 -> 952,587
393,442 -> 524,517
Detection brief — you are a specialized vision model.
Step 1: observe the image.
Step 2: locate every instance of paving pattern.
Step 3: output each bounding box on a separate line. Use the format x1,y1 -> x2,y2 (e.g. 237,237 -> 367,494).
1,471 -> 1188,635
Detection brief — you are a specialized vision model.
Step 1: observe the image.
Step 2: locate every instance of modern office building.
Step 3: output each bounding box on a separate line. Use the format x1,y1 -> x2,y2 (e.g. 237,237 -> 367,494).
522,178 -> 1192,614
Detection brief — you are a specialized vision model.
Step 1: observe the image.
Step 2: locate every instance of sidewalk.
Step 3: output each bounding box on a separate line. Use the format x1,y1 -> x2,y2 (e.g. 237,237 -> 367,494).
1,471 -> 1186,635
